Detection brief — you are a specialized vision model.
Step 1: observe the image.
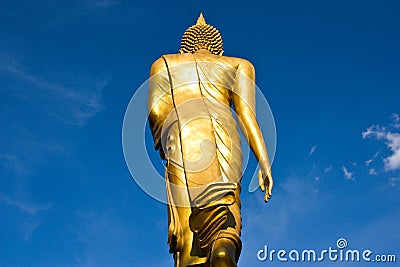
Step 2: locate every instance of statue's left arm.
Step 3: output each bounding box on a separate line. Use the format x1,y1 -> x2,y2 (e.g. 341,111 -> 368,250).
232,59 -> 273,202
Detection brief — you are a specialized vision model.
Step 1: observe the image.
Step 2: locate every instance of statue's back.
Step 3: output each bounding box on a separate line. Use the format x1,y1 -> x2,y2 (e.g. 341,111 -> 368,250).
147,14 -> 273,267
150,51 -> 243,202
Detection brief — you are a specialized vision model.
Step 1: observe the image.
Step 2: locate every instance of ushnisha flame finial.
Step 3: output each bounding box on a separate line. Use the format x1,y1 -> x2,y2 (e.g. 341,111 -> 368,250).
196,13 -> 206,26
179,13 -> 224,55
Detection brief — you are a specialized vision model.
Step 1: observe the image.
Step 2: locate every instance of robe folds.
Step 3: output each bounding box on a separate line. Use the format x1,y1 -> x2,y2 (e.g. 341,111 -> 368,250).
148,53 -> 243,266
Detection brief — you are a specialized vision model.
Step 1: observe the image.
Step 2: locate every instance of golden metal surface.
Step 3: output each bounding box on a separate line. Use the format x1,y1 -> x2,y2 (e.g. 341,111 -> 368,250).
148,14 -> 273,267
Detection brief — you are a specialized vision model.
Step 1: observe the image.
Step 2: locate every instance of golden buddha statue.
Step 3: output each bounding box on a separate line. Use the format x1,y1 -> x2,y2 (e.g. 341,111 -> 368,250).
147,13 -> 273,267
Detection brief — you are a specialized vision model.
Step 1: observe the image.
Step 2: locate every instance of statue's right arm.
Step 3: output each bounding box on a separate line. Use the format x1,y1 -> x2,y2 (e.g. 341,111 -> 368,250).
232,59 -> 273,202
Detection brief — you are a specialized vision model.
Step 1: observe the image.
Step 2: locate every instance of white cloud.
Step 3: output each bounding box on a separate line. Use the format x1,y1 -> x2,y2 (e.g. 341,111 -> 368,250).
365,151 -> 379,166
341,166 -> 354,180
362,117 -> 400,171
324,165 -> 333,173
309,145 -> 317,155
391,113 -> 400,129
362,125 -> 386,139
388,177 -> 400,187
368,168 -> 378,176
384,133 -> 400,171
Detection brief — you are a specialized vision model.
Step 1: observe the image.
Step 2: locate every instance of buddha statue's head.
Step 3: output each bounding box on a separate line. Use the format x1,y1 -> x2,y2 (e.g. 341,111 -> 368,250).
179,13 -> 224,56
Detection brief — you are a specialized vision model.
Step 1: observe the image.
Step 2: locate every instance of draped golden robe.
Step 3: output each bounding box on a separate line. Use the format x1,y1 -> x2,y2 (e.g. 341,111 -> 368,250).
148,52 -> 249,266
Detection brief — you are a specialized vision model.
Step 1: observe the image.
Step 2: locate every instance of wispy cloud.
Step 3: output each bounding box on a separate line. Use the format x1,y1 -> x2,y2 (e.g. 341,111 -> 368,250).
324,165 -> 333,173
0,193 -> 51,240
0,50 -> 105,126
0,193 -> 51,215
21,220 -> 43,241
341,166 -> 354,180
0,49 -> 106,177
309,145 -> 317,155
368,168 -> 378,176
85,0 -> 118,8
388,177 -> 400,187
0,135 -> 66,177
391,113 -> 400,129
365,151 -> 379,166
362,116 -> 400,171
0,153 -> 29,176
362,125 -> 386,139
365,159 -> 373,166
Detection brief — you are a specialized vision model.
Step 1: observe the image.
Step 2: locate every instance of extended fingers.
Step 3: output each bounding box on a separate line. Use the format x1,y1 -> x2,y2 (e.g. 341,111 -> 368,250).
264,177 -> 273,203
264,191 -> 270,202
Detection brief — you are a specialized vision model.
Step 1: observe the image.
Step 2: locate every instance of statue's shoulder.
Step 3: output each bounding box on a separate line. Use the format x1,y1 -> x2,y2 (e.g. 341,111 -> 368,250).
150,54 -> 192,75
150,55 -> 181,75
220,55 -> 254,69
150,57 -> 165,76
162,53 -> 194,65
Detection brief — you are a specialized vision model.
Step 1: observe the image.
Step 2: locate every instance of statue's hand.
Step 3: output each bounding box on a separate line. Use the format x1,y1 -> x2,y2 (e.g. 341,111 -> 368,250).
258,167 -> 273,203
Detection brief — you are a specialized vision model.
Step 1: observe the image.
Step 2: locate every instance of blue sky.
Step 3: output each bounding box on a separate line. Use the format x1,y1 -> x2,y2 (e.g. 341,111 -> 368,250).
1,0 -> 399,266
